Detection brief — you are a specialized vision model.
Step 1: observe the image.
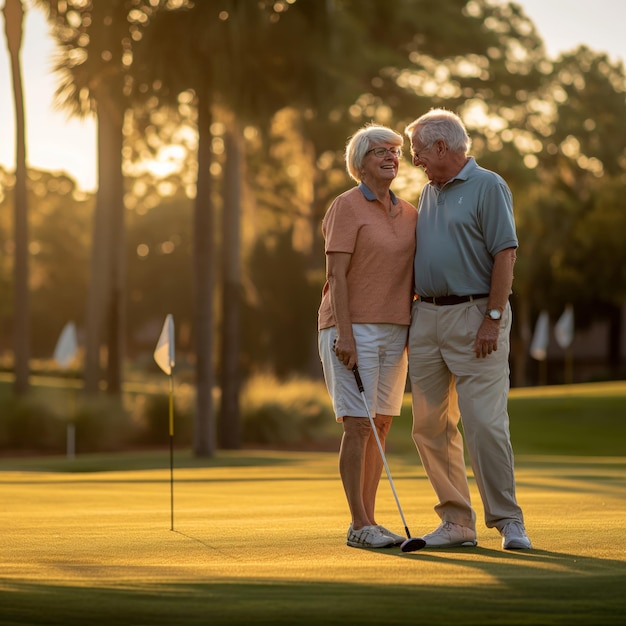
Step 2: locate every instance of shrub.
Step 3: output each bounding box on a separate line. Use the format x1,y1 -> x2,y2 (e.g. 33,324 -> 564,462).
241,375 -> 334,445
72,396 -> 138,453
0,374 -> 337,453
1,395 -> 66,452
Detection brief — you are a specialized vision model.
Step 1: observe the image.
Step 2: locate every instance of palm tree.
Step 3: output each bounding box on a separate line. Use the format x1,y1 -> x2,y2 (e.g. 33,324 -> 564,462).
3,0 -> 29,395
34,0 -> 157,395
132,5 -> 225,456
133,1 -> 341,454
218,121 -> 243,449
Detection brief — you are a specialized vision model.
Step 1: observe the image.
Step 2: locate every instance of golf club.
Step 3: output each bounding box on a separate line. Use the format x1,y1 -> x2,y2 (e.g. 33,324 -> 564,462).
352,365 -> 425,553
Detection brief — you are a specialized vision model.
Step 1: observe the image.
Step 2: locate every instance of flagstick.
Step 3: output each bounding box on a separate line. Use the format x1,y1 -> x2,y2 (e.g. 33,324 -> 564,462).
564,347 -> 573,384
66,386 -> 76,460
539,358 -> 547,386
66,423 -> 76,459
168,371 -> 175,531
153,313 -> 176,531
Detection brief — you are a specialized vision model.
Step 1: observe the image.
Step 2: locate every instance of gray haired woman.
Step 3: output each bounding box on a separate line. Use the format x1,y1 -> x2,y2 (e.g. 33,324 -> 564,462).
318,123 -> 417,548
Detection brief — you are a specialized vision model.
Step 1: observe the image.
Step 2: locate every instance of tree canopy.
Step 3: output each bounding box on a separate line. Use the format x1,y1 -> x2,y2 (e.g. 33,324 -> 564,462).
2,0 -> 625,451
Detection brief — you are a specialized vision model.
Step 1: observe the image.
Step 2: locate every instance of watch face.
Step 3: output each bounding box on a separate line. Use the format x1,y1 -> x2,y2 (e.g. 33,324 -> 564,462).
487,309 -> 501,320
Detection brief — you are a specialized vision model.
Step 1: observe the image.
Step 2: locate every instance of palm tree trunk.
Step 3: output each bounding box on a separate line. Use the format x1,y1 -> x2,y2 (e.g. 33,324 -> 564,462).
102,106 -> 126,396
4,0 -> 29,395
304,137 -> 326,379
83,113 -> 113,394
218,126 -> 242,449
83,96 -> 125,397
193,94 -> 216,457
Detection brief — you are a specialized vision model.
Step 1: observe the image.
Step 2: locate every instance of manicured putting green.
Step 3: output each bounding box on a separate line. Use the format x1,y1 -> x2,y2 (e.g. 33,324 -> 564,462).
1,449 -> 625,625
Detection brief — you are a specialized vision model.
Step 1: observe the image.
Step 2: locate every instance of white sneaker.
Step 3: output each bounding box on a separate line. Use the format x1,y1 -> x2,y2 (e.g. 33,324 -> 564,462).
422,521 -> 477,548
347,525 -> 395,548
501,521 -> 532,550
376,525 -> 405,545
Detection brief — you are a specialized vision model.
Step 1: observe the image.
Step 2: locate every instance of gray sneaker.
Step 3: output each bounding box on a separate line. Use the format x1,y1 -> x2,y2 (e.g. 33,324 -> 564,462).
422,521 -> 477,548
347,525 -> 396,548
501,521 -> 532,550
376,525 -> 405,545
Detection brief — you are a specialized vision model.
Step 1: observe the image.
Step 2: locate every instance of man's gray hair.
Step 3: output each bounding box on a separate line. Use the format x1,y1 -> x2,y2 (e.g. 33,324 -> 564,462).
405,108 -> 471,154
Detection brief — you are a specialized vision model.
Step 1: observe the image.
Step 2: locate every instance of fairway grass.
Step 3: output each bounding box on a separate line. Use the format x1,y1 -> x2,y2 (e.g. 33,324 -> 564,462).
1,450 -> 625,625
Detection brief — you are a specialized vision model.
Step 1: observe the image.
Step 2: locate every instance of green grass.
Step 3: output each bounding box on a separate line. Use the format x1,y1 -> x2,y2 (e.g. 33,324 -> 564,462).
507,382 -> 626,456
1,452 -> 625,625
1,382 -> 625,625
388,380 -> 626,457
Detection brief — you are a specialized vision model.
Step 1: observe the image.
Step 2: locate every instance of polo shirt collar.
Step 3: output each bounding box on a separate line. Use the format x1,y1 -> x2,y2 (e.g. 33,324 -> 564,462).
447,156 -> 477,184
358,182 -> 398,204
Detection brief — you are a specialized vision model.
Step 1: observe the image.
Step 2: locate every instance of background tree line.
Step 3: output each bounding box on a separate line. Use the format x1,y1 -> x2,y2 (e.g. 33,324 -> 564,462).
1,0 -> 625,457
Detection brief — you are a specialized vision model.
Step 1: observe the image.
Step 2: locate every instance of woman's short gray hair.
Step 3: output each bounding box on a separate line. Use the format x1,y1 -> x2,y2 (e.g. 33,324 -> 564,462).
405,108 -> 471,154
345,123 -> 404,182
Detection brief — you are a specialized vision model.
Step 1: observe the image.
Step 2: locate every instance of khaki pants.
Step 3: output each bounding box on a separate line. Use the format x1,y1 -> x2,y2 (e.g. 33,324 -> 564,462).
408,298 -> 524,531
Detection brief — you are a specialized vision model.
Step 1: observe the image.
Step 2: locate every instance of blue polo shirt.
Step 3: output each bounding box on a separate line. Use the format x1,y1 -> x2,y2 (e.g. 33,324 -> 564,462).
414,157 -> 518,298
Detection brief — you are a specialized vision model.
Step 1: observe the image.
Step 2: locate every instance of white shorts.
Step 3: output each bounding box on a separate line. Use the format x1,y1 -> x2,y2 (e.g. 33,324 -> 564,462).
318,324 -> 409,422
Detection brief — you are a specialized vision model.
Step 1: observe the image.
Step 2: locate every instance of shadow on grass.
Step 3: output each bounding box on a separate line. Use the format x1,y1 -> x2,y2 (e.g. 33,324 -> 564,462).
1,549 -> 626,626
394,544 -> 626,575
0,449 -> 309,473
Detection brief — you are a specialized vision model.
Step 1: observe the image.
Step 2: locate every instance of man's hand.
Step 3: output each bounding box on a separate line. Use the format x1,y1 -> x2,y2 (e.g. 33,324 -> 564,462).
474,319 -> 499,358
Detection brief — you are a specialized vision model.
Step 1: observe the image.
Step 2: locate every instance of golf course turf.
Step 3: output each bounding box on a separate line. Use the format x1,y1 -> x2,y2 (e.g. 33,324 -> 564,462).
1,449 -> 625,625
1,382 -> 625,625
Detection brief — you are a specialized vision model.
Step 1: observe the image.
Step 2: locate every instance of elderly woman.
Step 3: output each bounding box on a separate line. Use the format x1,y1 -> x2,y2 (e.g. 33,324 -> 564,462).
318,123 -> 417,548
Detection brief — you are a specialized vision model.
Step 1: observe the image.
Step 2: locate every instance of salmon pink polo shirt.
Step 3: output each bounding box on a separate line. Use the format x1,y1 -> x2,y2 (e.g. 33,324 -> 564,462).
318,183 -> 417,331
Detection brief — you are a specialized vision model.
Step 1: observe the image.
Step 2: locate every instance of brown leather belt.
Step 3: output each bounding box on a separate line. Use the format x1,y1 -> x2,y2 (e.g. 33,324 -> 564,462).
419,293 -> 489,306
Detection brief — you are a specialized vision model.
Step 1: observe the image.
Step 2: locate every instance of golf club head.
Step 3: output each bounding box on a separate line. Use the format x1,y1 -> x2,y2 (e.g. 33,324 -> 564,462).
401,537 -> 426,552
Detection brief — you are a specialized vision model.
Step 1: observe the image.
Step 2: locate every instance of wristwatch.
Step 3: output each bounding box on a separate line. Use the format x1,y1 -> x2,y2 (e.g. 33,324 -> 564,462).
485,309 -> 502,321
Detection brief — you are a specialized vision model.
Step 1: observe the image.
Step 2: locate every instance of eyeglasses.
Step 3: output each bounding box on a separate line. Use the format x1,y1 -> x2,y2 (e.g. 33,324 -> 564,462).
410,143 -> 434,161
366,147 -> 402,158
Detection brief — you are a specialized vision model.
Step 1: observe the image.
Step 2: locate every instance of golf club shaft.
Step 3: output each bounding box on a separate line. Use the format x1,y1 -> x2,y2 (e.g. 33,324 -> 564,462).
352,365 -> 411,539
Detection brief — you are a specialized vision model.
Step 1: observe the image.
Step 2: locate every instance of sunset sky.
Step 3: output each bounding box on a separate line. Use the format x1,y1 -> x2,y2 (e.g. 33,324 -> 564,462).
0,0 -> 625,193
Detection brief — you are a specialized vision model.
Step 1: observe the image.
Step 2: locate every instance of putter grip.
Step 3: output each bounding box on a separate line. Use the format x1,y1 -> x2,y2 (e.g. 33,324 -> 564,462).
352,365 -> 364,393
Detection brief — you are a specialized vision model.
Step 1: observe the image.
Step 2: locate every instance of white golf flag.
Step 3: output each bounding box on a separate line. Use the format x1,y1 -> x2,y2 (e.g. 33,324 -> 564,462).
529,310 -> 549,361
154,314 -> 175,375
53,321 -> 79,368
555,304 -> 574,349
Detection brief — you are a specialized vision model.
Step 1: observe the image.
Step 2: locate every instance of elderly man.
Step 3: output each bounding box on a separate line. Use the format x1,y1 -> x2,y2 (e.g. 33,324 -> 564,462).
405,108 -> 531,550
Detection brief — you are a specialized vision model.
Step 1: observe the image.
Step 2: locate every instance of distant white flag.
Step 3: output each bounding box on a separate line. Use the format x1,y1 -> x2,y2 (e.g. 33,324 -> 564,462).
529,310 -> 550,361
555,304 -> 574,349
53,322 -> 79,369
154,314 -> 175,375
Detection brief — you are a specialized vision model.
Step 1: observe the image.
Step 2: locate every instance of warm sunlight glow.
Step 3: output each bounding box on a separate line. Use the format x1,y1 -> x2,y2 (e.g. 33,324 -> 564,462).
0,1 -> 624,196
